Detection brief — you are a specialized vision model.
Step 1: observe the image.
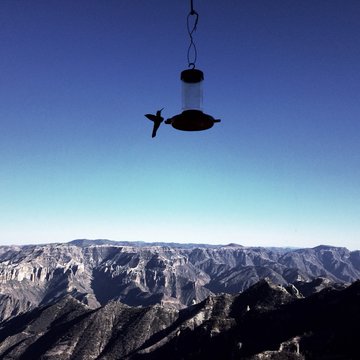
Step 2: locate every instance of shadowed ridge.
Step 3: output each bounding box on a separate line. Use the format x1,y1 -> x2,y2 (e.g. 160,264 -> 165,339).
0,295 -> 91,360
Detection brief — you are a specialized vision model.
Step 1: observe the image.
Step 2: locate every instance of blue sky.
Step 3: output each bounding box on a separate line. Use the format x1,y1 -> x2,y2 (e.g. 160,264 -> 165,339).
1,0 -> 359,249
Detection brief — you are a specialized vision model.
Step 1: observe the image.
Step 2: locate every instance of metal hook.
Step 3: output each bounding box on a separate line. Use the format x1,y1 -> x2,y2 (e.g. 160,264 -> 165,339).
190,0 -> 195,15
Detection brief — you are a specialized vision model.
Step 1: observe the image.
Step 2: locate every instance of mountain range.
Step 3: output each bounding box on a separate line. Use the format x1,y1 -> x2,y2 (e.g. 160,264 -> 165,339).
0,240 -> 359,359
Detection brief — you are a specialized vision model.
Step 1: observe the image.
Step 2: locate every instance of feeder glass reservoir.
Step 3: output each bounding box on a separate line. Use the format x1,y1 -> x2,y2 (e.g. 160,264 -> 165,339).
165,67 -> 220,132
181,69 -> 203,111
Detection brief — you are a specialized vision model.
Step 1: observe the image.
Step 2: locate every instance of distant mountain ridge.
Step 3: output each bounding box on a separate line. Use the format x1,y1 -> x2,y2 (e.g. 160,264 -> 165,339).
68,239 -> 300,251
0,239 -> 359,324
68,239 -> 238,248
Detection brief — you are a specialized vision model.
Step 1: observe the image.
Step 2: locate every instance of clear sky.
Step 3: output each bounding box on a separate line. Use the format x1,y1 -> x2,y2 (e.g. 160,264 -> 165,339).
1,0 -> 359,249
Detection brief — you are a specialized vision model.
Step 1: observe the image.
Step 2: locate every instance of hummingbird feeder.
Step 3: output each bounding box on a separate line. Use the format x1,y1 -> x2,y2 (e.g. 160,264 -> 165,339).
145,0 -> 220,137
164,0 -> 220,132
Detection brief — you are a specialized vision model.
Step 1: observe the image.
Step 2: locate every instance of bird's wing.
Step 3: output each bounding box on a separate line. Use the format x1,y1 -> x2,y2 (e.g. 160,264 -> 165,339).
145,114 -> 157,121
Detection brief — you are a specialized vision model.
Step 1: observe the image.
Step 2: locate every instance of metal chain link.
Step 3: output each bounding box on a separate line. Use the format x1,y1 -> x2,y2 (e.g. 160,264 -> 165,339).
186,0 -> 199,68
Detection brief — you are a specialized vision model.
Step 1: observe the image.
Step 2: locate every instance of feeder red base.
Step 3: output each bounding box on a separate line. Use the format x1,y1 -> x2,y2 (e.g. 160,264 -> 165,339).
165,110 -> 220,131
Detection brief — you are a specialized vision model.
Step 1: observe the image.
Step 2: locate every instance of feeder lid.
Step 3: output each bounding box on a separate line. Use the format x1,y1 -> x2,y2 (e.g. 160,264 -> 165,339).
181,69 -> 204,83
165,110 -> 220,131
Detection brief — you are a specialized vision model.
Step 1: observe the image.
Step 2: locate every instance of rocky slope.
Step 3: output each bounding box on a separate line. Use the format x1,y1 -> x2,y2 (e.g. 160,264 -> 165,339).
0,279 -> 359,359
0,241 -> 359,323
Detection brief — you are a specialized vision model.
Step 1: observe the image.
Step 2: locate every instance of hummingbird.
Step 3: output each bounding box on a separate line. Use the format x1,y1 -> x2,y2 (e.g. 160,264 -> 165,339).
145,108 -> 164,138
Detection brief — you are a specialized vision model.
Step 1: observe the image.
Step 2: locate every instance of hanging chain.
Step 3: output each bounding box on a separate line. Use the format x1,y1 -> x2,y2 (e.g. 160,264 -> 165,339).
187,0 -> 199,69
